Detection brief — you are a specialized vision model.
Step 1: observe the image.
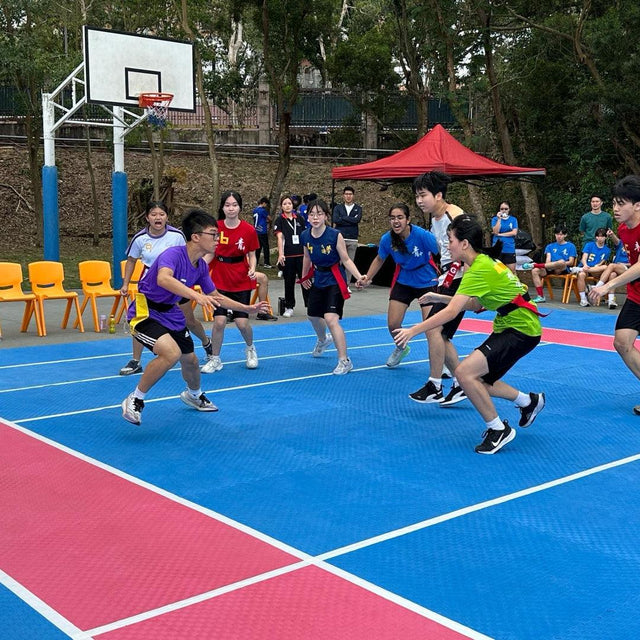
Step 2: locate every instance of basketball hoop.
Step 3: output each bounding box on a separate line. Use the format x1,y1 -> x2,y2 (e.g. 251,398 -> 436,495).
138,92 -> 174,128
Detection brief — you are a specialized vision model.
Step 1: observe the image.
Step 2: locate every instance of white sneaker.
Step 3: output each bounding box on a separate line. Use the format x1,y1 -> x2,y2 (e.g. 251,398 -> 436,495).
312,333 -> 333,357
246,345 -> 258,369
608,299 -> 618,309
179,390 -> 218,412
283,308 -> 294,318
386,345 -> 410,368
122,393 -> 144,425
570,266 -> 582,274
201,355 -> 223,373
333,358 -> 353,375
579,299 -> 590,307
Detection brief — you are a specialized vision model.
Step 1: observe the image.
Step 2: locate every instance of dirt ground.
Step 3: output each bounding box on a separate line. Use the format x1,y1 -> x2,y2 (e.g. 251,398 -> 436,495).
0,144 -> 432,256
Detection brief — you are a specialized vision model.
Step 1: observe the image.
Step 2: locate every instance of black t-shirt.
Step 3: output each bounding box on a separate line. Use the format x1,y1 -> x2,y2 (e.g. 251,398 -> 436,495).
273,213 -> 305,257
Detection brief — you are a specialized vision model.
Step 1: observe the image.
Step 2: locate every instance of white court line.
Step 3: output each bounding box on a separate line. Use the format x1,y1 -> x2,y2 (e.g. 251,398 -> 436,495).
5,417 -> 639,639
1,418 -> 488,640
12,359 -> 435,423
0,338 -> 440,395
0,325 -> 393,370
0,568 -> 89,639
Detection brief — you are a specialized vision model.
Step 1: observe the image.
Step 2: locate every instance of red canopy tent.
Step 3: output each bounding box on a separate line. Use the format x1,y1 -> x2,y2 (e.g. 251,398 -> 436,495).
331,124 -> 545,183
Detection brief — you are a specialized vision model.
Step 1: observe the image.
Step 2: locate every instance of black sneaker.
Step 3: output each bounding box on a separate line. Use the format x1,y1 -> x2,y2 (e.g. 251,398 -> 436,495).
632,405 -> 640,416
519,392 -> 545,427
409,381 -> 444,403
256,311 -> 278,321
475,420 -> 515,454
440,384 -> 467,407
119,359 -> 142,375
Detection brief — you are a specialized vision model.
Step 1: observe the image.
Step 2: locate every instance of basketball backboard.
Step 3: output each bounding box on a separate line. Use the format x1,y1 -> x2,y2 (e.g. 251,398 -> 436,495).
83,26 -> 196,112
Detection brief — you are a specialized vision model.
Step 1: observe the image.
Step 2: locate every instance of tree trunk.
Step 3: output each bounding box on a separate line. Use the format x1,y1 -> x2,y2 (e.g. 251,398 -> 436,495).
144,125 -> 161,201
270,104 -> 291,207
23,111 -> 43,248
180,0 -> 219,210
431,0 -> 484,220
480,8 -> 542,244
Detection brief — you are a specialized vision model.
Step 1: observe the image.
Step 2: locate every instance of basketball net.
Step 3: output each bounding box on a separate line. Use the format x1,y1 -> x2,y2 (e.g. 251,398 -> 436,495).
138,92 -> 174,129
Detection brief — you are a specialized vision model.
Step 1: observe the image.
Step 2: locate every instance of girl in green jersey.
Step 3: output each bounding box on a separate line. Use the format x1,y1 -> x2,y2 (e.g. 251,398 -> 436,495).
394,215 -> 545,454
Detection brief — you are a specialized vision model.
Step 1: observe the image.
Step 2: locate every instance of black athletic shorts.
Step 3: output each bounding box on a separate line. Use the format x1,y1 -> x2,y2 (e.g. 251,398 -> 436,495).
389,281 -> 437,307
615,298 -> 640,333
427,277 -> 465,340
213,289 -> 251,319
133,318 -> 194,354
499,252 -> 516,266
476,328 -> 541,385
307,284 -> 345,319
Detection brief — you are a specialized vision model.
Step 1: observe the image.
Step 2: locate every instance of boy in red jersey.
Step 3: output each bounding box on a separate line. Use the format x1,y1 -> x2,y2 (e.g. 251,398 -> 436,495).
589,175 -> 640,413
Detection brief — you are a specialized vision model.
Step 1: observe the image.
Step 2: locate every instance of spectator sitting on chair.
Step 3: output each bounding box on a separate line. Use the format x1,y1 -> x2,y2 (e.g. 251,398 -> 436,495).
522,224 -> 577,303
573,227 -> 611,307
591,228 -> 629,309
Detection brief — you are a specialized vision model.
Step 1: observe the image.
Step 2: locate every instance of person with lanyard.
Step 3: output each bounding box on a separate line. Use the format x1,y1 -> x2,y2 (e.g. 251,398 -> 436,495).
201,190 -> 262,373
410,171 -> 467,406
121,209 -> 269,426
358,202 -> 440,370
299,198 -> 365,375
273,194 -> 309,317
393,214 -> 546,455
491,201 -> 518,272
589,175 -> 640,414
119,200 -> 213,376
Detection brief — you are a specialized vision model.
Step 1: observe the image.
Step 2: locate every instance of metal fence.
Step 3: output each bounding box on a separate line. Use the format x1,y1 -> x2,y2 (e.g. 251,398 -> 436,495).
0,86 -> 456,131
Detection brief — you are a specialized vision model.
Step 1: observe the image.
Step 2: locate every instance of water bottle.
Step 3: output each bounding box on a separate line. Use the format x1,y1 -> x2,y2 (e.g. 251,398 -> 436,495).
108,315 -> 116,334
99,314 -> 107,331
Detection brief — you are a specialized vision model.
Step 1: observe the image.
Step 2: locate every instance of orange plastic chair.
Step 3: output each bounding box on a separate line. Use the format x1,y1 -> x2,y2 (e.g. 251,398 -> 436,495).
192,285 -> 214,322
27,261 -> 84,336
542,273 -> 579,304
75,260 -> 124,332
0,262 -> 44,338
115,259 -> 145,323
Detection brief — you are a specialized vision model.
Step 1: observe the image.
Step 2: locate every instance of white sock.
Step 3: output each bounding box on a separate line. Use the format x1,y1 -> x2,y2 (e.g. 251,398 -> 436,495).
188,387 -> 202,398
514,391 -> 531,408
596,280 -> 604,288
580,291 -> 587,301
608,294 -> 615,302
133,387 -> 146,400
485,416 -> 505,431
429,377 -> 442,389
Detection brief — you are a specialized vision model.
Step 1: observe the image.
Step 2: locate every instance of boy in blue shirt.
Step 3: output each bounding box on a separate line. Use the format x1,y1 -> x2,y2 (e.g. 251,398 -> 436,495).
573,227 -> 611,307
522,225 -> 577,303
252,197 -> 272,268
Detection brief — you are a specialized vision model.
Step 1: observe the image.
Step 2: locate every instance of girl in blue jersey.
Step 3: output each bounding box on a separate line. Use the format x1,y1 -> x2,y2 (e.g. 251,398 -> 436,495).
360,203 -> 439,368
300,199 -> 365,375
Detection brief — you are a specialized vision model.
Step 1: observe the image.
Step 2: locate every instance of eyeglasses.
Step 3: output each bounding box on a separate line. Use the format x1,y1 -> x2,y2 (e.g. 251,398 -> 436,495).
198,231 -> 219,238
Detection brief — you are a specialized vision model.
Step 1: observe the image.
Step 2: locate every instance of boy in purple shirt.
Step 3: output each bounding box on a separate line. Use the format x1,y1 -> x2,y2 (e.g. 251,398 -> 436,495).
122,208 -> 269,425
